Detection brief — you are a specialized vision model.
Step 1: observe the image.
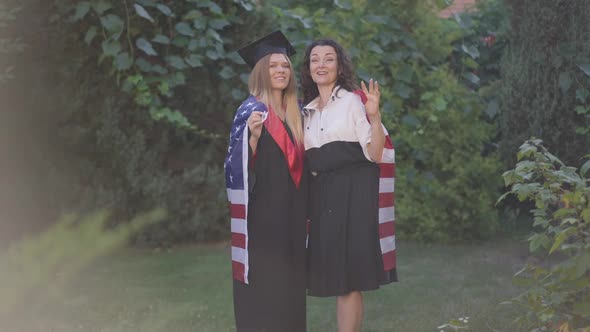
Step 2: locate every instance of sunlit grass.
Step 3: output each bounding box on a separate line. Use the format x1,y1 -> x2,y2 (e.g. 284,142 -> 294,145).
0,209 -> 166,330
2,238 -> 527,331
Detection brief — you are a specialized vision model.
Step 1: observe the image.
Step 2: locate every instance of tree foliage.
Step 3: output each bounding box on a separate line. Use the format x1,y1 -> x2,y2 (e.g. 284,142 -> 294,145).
0,3 -> 25,83
500,0 -> 590,167
270,0 -> 502,241
3,0 -> 503,244
3,0 -> 271,245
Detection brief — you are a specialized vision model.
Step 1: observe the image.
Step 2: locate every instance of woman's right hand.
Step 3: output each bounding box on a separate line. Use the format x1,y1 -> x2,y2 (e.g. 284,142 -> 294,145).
248,111 -> 265,140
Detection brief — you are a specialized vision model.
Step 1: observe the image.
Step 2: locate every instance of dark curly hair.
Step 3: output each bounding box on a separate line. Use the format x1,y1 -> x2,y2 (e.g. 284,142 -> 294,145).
300,39 -> 358,105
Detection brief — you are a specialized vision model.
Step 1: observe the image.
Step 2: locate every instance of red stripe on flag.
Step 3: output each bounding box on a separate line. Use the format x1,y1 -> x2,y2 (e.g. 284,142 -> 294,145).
230,204 -> 246,219
231,232 -> 246,248
232,261 -> 245,282
379,192 -> 394,208
384,137 -> 394,149
380,163 -> 395,177
379,221 -> 395,238
382,250 -> 397,271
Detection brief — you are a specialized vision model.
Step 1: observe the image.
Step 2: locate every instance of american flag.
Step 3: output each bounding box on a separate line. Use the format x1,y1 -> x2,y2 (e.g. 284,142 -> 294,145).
355,90 -> 397,272
378,132 -> 396,271
224,95 -> 265,284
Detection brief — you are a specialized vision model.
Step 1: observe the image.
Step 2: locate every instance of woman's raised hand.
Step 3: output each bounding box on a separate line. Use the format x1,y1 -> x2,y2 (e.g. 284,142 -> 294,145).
361,79 -> 381,121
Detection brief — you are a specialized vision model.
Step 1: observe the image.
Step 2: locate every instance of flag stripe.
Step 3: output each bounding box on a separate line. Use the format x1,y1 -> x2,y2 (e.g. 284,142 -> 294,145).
384,136 -> 394,149
380,235 -> 396,253
231,233 -> 246,248
379,178 -> 395,193
380,163 -> 395,177
230,204 -> 246,219
382,148 -> 395,163
231,218 -> 247,234
379,192 -> 394,208
232,261 -> 245,282
379,221 -> 395,238
379,206 -> 395,224
232,246 -> 247,264
382,250 -> 396,271
227,189 -> 246,204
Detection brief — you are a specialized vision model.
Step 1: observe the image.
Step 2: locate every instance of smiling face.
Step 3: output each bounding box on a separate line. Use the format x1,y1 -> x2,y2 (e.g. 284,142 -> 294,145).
309,45 -> 338,89
268,53 -> 291,91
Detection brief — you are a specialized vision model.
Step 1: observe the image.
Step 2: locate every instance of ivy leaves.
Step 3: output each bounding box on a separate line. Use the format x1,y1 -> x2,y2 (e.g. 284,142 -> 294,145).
64,0 -> 250,131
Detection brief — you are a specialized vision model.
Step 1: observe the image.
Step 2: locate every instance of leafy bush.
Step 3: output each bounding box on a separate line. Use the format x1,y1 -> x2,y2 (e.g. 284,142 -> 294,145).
500,139 -> 590,331
4,0 -> 503,244
272,0 -> 503,241
3,0 -> 271,245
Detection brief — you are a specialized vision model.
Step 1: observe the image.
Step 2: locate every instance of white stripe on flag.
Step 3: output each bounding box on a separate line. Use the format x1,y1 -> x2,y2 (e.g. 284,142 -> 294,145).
380,235 -> 396,253
231,218 -> 247,234
379,206 -> 395,224
227,189 -> 246,204
379,178 -> 395,193
381,148 -> 395,163
241,127 -> 249,215
232,246 -> 247,264
240,126 -> 250,284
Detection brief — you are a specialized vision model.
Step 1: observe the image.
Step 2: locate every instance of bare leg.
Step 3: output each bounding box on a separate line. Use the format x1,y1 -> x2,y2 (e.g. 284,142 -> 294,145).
337,291 -> 363,332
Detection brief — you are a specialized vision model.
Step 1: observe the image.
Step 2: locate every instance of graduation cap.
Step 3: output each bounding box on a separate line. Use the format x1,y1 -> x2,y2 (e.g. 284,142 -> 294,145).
237,31 -> 296,69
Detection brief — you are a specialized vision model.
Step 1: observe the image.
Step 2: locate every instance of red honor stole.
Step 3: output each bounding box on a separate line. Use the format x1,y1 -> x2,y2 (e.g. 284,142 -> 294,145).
263,107 -> 304,188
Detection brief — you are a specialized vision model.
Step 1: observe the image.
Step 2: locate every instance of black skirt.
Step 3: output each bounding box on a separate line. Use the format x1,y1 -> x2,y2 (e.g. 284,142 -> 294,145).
306,141 -> 397,297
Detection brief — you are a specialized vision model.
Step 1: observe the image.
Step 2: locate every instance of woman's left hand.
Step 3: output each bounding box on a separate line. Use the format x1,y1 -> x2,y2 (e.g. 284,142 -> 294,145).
361,79 -> 381,120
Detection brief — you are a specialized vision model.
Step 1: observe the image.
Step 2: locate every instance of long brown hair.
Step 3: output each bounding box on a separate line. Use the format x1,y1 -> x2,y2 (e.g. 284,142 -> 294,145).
248,53 -> 303,144
300,39 -> 358,105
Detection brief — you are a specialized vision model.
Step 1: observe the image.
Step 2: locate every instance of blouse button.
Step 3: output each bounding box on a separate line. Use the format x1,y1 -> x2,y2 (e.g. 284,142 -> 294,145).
321,128 -> 324,131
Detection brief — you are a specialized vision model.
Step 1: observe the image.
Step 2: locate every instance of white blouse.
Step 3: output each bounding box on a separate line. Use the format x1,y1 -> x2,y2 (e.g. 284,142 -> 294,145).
303,87 -> 373,161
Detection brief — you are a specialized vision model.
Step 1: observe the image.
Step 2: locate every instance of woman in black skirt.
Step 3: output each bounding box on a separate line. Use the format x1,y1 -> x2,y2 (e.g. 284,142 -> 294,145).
225,31 -> 308,332
300,39 -> 398,332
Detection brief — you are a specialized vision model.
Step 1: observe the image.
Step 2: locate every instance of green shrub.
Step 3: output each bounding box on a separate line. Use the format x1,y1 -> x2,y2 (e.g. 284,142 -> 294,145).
500,139 -> 590,331
395,68 -> 502,242
3,0 -> 270,245
269,0 -> 503,242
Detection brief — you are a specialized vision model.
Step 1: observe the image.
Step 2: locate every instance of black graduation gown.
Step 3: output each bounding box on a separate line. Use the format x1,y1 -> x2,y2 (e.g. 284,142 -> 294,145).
233,123 -> 308,332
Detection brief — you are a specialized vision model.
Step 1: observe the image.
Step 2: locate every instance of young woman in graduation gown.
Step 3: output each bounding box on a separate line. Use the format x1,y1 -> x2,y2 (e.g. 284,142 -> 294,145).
224,31 -> 308,332
300,39 -> 398,332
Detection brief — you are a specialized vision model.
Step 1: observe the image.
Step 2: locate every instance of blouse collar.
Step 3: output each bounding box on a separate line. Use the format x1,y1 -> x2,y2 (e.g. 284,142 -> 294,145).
303,85 -> 344,115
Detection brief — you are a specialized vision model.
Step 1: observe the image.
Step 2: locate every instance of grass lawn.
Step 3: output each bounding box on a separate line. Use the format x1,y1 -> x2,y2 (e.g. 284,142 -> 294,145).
4,240 -> 528,332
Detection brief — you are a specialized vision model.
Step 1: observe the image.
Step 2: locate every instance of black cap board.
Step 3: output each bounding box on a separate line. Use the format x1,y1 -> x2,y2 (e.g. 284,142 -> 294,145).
237,30 -> 296,69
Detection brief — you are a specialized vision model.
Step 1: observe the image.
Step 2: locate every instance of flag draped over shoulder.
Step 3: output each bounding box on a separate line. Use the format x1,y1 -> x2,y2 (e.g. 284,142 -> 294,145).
224,96 -> 266,284
354,90 -> 397,272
